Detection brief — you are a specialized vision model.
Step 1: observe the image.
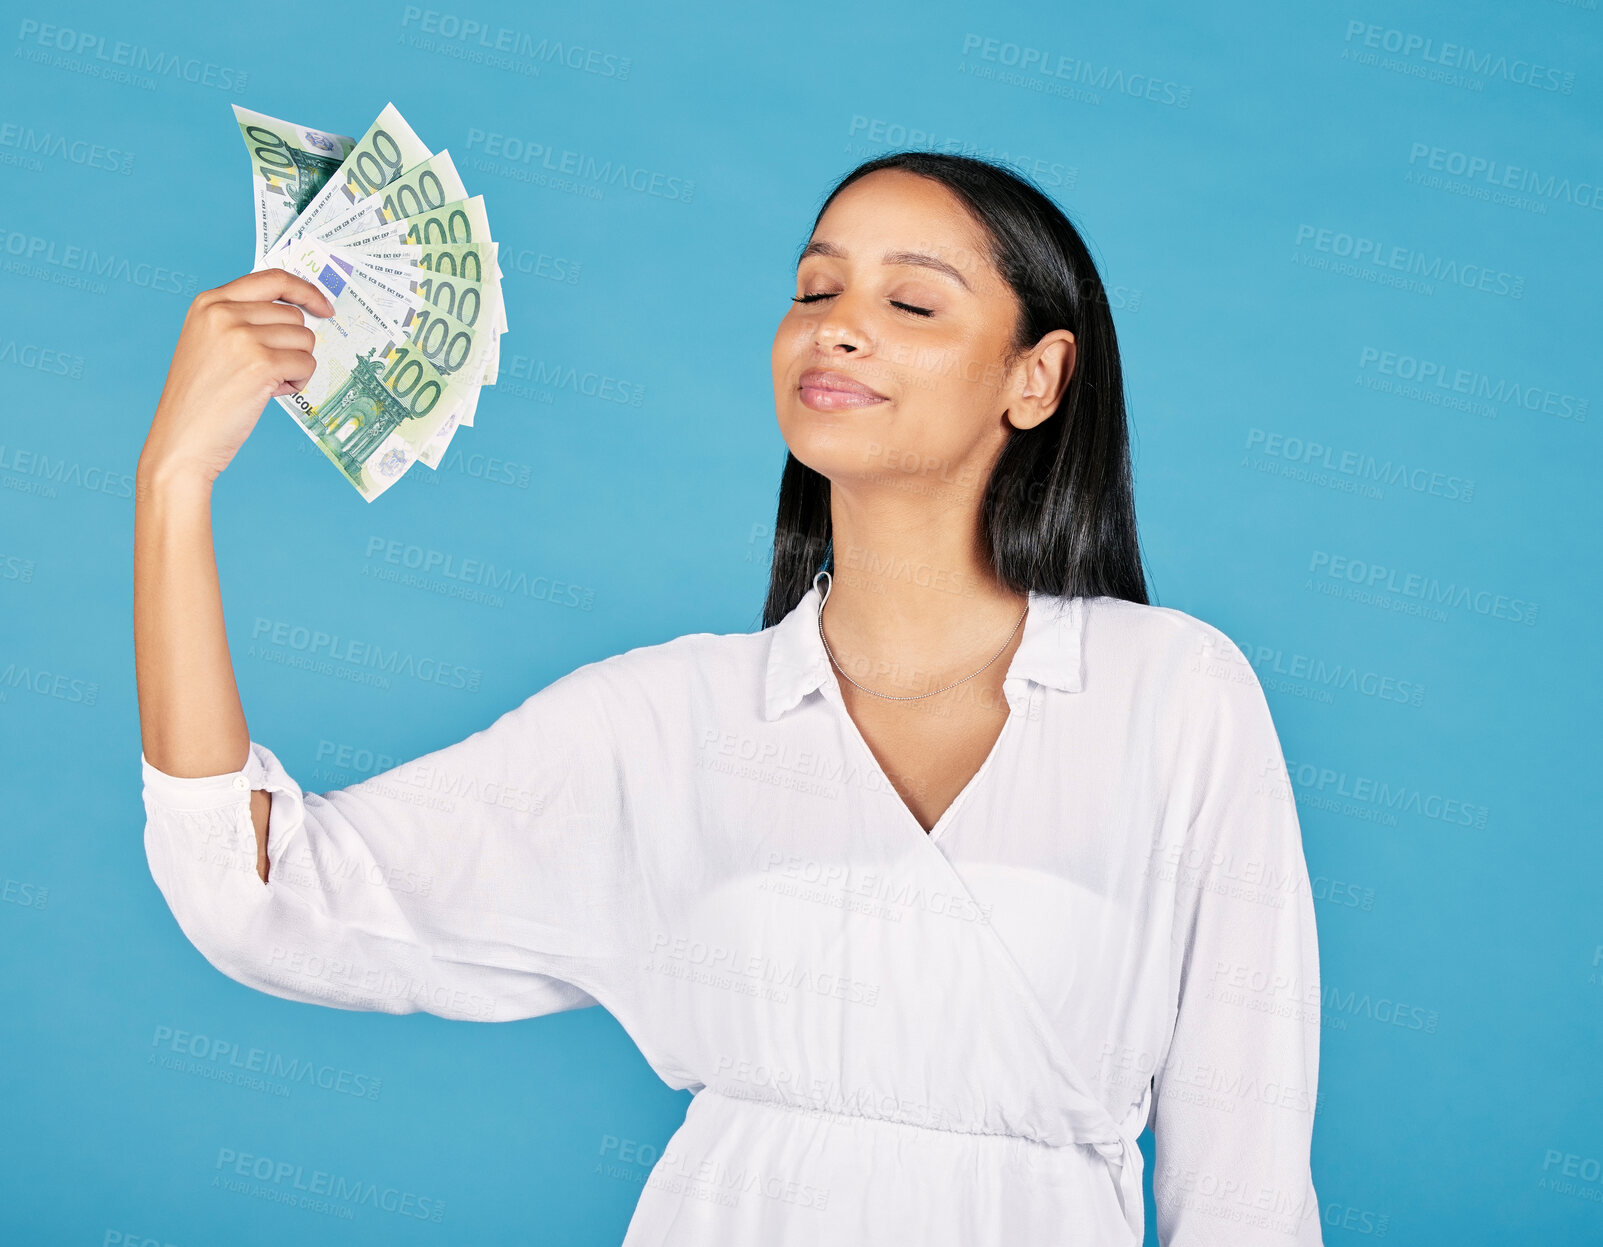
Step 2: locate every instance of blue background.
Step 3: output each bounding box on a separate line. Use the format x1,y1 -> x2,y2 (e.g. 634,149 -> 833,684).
2,0 -> 1600,1243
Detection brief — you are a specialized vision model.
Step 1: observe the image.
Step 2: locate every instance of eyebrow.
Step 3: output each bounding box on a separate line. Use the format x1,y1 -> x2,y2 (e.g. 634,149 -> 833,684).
796,239 -> 972,292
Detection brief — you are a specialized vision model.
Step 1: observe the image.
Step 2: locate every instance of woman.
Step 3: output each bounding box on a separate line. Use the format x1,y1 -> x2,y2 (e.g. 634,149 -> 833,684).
135,152 -> 1325,1246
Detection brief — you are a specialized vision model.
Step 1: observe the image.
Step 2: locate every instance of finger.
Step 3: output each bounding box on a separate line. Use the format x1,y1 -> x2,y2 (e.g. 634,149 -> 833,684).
249,323 -> 318,353
232,300 -> 318,326
217,268 -> 336,319
266,348 -> 318,390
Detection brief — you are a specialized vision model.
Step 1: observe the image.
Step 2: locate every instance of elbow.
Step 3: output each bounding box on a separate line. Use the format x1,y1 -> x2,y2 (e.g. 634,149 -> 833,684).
143,806 -> 277,989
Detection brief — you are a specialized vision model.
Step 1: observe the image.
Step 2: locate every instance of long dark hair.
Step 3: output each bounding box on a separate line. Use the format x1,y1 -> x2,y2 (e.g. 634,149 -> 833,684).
761,151 -> 1149,628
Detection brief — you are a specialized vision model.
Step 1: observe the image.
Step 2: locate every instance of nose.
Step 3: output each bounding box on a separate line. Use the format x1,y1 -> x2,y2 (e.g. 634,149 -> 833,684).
817,328 -> 859,353
812,297 -> 872,355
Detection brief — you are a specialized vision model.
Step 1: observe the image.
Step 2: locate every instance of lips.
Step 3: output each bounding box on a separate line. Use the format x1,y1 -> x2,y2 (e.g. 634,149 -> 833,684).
798,368 -> 888,411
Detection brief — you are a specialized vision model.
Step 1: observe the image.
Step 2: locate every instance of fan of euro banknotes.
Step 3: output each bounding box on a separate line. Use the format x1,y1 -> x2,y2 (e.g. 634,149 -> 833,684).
233,102 -> 506,501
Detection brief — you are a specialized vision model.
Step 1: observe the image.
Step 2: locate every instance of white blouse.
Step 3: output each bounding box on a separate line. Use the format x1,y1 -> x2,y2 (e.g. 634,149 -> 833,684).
141,582 -> 1325,1246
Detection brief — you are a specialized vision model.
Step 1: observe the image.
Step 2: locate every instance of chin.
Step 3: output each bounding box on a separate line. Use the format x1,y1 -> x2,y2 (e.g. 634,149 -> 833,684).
775,398 -> 902,481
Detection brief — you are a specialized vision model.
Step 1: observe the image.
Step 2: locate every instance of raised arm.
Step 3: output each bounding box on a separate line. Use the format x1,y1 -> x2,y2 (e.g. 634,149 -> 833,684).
133,272 -> 643,1022
137,680 -> 635,1021
135,269 -> 333,879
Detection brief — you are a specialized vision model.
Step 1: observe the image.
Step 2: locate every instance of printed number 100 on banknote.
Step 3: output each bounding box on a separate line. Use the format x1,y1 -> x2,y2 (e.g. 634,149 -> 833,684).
231,102 -> 506,501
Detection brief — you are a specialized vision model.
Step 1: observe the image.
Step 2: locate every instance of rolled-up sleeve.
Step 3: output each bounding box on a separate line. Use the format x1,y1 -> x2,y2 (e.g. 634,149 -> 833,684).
1151,632 -> 1324,1246
141,664 -> 639,1023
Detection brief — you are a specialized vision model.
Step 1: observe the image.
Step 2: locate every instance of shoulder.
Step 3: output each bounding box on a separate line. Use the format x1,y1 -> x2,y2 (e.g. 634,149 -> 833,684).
1075,596 -> 1274,752
1079,595 -> 1253,685
483,623 -> 771,765
1075,601 -> 1295,831
533,620 -> 771,716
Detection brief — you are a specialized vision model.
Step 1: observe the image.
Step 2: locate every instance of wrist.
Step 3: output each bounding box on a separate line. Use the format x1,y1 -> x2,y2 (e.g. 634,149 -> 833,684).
136,448 -> 216,505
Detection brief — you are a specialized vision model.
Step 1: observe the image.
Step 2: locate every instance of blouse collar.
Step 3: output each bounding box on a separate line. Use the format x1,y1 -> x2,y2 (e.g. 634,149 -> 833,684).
762,575 -> 1087,721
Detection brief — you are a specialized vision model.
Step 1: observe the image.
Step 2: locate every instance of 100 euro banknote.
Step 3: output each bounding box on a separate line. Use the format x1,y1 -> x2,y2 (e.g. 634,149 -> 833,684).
232,105 -> 355,266
264,241 -> 478,500
232,101 -> 506,499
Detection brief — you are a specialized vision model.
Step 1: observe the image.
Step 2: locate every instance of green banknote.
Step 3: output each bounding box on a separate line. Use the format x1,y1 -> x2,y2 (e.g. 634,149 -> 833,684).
413,251 -> 504,390
331,240 -> 504,393
325,247 -> 495,389
335,194 -> 493,251
415,243 -> 506,335
398,298 -> 495,397
321,150 -> 467,243
232,106 -> 355,264
263,239 -> 478,500
416,241 -> 508,382
333,196 -> 503,392
262,102 -> 432,262
342,239 -> 506,333
235,101 -> 504,498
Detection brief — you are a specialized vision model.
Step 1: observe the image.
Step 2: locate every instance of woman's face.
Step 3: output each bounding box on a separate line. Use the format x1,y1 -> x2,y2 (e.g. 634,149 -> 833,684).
772,169 -> 1063,505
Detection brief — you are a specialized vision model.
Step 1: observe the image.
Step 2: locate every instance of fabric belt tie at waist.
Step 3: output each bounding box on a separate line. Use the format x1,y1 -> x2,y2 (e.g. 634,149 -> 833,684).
1091,1125 -> 1144,1243
699,1089 -> 1145,1244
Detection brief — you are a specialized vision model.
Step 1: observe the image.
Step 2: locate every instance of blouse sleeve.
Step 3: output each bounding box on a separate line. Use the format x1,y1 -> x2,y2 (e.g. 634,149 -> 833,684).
140,663 -> 640,1022
1150,633 -> 1325,1246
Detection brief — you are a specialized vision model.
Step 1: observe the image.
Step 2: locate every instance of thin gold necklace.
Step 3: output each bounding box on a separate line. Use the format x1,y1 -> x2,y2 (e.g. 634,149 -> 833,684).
815,571 -> 1029,702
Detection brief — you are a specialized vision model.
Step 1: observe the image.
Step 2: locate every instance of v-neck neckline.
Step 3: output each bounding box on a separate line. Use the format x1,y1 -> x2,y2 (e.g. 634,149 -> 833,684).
814,593 -> 1039,844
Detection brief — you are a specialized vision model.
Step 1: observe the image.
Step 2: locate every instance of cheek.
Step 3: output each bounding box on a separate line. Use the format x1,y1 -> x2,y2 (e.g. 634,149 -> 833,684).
893,332 -> 1000,416
772,317 -> 807,390
898,327 -> 999,394
772,312 -> 809,357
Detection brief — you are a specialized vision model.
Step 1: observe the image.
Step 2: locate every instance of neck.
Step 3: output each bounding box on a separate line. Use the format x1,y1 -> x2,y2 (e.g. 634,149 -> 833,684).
820,486 -> 1028,695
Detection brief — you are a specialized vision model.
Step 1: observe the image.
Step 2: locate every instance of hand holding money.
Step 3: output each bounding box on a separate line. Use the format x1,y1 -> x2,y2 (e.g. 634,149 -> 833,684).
142,270 -> 334,487
233,102 -> 508,500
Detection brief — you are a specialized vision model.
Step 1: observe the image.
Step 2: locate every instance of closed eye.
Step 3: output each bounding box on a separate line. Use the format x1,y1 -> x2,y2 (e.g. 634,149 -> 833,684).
790,292 -> 934,318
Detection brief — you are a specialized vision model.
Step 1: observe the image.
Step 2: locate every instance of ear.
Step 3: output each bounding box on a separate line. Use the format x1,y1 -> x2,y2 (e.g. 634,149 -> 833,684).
1005,330 -> 1077,432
